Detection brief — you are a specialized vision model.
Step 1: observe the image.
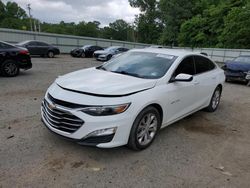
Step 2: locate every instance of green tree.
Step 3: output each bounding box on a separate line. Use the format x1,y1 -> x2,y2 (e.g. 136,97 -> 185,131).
219,2 -> 250,48
129,0 -> 163,43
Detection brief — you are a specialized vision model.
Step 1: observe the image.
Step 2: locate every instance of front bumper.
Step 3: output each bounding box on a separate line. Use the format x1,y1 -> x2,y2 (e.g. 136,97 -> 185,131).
40,84 -> 135,148
41,117 -> 114,146
97,55 -> 108,61
225,70 -> 249,82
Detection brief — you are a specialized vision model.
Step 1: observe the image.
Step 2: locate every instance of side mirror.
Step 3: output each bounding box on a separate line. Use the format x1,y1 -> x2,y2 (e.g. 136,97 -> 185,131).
171,73 -> 193,82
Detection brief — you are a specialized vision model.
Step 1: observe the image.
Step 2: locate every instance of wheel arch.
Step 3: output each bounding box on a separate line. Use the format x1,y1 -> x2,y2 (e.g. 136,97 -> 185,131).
145,103 -> 163,124
217,84 -> 223,92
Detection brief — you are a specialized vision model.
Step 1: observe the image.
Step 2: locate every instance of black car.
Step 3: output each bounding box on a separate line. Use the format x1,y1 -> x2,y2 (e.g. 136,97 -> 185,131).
0,41 -> 32,77
16,40 -> 60,58
70,45 -> 103,58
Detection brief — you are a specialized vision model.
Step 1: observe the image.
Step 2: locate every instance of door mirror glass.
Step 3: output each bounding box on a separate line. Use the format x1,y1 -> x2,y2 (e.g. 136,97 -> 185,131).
172,73 -> 193,82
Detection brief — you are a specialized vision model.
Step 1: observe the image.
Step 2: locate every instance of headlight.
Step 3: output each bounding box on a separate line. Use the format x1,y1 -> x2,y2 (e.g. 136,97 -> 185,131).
81,103 -> 130,116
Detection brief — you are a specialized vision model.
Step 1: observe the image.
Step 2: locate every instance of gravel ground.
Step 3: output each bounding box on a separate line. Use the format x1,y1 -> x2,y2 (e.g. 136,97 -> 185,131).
0,55 -> 250,188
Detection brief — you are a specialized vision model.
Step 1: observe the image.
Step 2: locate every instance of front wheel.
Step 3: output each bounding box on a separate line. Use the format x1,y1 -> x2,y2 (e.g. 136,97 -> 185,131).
205,86 -> 222,112
81,52 -> 86,58
47,51 -> 54,58
0,60 -> 20,77
128,106 -> 161,150
107,54 -> 112,60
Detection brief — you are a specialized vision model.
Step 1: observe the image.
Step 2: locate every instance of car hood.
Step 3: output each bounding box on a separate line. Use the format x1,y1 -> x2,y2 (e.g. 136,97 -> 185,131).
225,61 -> 250,72
56,68 -> 157,96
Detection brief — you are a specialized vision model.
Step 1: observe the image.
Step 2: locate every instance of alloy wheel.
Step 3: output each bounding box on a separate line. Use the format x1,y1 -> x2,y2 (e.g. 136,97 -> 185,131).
4,62 -> 18,76
212,89 -> 221,109
136,113 -> 158,146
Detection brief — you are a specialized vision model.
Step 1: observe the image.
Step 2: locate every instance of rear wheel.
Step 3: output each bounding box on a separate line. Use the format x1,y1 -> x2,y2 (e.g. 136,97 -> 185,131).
81,52 -> 86,58
128,106 -> 161,150
47,51 -> 54,58
205,86 -> 222,112
1,60 -> 19,77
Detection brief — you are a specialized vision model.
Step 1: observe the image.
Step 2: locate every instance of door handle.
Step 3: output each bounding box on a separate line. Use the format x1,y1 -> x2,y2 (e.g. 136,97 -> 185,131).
194,81 -> 199,85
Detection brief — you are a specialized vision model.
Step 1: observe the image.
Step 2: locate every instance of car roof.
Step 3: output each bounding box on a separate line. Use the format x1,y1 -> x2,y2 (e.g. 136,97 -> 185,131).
130,48 -> 203,57
19,40 -> 49,44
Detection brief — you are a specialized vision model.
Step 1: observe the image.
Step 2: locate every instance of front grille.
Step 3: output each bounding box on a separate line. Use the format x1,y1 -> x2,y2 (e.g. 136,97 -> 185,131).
42,99 -> 84,133
94,53 -> 100,58
47,93 -> 89,108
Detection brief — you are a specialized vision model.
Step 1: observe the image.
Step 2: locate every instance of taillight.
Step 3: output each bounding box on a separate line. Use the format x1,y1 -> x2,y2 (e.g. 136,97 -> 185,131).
19,50 -> 30,55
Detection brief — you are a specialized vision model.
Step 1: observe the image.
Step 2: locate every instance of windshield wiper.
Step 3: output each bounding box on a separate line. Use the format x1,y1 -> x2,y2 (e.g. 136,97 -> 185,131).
111,70 -> 142,78
96,66 -> 106,71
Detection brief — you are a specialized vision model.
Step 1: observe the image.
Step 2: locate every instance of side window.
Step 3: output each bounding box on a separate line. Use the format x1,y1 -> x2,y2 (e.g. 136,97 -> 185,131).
194,56 -> 215,74
28,42 -> 37,46
174,56 -> 195,77
121,48 -> 128,52
37,42 -> 49,46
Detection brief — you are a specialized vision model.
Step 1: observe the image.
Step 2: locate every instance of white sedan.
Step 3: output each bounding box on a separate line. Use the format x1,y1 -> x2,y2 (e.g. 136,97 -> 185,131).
41,48 -> 225,150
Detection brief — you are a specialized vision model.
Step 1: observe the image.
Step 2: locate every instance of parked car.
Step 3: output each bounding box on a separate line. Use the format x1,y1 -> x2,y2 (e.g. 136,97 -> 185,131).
41,48 -> 225,150
70,45 -> 103,58
222,55 -> 250,85
16,40 -> 60,58
93,46 -> 129,61
0,41 -> 32,77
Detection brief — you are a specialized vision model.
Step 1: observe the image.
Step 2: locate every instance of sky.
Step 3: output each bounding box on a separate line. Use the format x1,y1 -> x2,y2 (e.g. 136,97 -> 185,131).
3,0 -> 140,26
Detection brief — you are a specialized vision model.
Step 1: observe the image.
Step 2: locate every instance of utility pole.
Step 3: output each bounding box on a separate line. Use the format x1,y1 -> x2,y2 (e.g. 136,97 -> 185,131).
27,4 -> 33,31
34,19 -> 37,32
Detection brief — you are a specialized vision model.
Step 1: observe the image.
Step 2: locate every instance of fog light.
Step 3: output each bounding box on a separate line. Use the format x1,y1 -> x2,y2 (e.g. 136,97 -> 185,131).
85,127 -> 117,138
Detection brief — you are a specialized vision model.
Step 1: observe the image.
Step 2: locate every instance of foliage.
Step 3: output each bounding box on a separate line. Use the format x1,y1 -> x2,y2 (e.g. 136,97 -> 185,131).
0,0 -> 250,48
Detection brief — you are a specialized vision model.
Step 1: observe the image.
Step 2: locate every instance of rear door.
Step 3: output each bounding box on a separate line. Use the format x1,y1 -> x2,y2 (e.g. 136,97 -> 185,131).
193,55 -> 217,107
26,41 -> 38,55
36,42 -> 49,55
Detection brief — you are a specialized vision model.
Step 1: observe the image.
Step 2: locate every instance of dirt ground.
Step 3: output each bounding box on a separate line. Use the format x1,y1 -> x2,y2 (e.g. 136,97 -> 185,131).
0,55 -> 250,188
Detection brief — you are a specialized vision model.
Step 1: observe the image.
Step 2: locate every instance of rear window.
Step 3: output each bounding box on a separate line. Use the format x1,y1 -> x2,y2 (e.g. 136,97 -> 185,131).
0,42 -> 13,49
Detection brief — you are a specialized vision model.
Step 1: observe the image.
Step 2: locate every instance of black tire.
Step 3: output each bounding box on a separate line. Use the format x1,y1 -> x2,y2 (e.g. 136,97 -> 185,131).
47,51 -> 54,58
81,52 -> 86,58
205,86 -> 222,112
128,106 -> 161,150
107,54 -> 112,60
0,59 -> 19,77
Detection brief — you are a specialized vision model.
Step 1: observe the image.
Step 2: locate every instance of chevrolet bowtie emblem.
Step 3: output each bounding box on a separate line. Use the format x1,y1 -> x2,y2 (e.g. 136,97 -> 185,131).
48,102 -> 56,109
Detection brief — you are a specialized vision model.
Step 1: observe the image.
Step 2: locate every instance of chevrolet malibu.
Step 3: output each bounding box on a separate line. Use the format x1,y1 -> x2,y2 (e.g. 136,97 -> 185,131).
41,48 -> 225,150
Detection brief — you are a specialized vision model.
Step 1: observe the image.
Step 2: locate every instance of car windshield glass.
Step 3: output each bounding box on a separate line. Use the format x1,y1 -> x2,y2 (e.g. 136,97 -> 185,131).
105,47 -> 119,52
17,41 -> 29,45
234,56 -> 250,64
81,45 -> 91,49
99,51 -> 177,79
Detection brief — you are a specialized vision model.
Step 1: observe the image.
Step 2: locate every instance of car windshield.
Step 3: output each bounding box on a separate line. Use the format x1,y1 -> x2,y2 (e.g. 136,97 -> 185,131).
105,46 -> 119,52
98,51 -> 177,79
17,41 -> 29,45
81,45 -> 91,49
234,56 -> 250,64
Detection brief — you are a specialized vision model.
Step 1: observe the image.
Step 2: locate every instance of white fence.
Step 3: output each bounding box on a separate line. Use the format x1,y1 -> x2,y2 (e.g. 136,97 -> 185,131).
1,28 -> 250,62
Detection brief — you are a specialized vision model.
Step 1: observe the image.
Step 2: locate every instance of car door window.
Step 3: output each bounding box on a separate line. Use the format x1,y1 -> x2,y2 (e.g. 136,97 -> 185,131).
194,56 -> 215,74
173,56 -> 195,77
37,42 -> 49,46
28,42 -> 37,46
